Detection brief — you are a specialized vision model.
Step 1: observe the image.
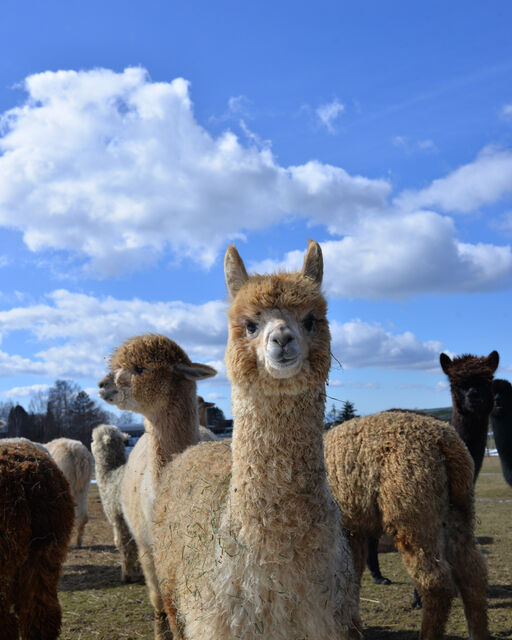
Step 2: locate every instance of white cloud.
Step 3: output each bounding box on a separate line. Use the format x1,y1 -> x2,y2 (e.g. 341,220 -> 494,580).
393,136 -> 438,154
330,319 -> 443,369
0,68 -> 388,274
0,289 -> 228,380
1,383 -> 50,399
502,104 -> 512,118
395,146 -> 512,213
316,99 -> 345,134
252,211 -> 512,299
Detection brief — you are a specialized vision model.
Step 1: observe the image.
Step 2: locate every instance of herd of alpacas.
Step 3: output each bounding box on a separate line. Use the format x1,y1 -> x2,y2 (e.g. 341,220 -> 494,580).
1,240 -> 511,640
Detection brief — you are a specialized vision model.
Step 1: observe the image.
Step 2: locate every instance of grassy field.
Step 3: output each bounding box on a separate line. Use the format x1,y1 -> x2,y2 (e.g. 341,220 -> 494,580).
58,456 -> 512,639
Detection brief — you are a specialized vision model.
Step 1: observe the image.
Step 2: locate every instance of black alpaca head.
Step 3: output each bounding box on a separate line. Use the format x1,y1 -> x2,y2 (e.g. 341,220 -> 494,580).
440,351 -> 499,417
492,378 -> 512,419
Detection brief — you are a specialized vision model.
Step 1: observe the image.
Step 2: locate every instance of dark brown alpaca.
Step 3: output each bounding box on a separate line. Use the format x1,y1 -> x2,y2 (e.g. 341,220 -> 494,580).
491,378 -> 512,487
440,350 -> 499,481
0,441 -> 74,640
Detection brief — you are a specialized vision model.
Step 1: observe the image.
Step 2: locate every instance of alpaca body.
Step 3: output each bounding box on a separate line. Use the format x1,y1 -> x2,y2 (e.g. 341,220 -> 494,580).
491,379 -> 512,487
46,437 -> 94,547
324,410 -> 488,640
153,241 -> 360,640
98,333 -> 217,638
91,424 -> 140,582
440,351 -> 499,481
0,441 -> 74,640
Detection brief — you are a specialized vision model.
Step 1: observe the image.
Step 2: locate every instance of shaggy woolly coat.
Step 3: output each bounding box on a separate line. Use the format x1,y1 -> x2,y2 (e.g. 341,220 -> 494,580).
491,378 -> 512,487
440,351 -> 499,481
91,424 -> 140,582
0,441 -> 74,640
46,437 -> 94,547
324,410 -> 488,640
152,243 -> 360,640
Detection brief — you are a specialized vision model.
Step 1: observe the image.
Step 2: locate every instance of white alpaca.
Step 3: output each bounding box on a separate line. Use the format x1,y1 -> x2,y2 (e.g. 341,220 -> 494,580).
152,241 -> 360,640
45,437 -> 94,547
98,334 -> 217,639
91,424 -> 140,583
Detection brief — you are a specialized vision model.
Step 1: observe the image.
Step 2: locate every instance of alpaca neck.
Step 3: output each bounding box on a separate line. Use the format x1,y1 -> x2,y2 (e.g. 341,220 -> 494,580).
144,385 -> 200,482
228,384 -> 330,549
451,399 -> 489,480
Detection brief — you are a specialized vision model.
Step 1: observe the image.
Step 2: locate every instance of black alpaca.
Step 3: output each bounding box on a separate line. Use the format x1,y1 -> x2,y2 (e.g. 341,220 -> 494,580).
440,350 -> 499,481
491,378 -> 512,487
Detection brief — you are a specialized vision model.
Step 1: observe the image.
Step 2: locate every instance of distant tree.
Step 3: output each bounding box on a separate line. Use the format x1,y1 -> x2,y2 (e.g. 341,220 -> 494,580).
324,403 -> 342,431
208,406 -> 226,425
28,389 -> 49,415
47,379 -> 80,434
69,390 -> 109,447
0,401 -> 14,423
339,401 -> 358,422
118,411 -> 138,425
7,405 -> 31,438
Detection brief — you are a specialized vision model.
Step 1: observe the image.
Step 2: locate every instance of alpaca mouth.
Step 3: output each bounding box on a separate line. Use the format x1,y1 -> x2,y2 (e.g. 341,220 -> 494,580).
99,388 -> 118,404
265,355 -> 301,378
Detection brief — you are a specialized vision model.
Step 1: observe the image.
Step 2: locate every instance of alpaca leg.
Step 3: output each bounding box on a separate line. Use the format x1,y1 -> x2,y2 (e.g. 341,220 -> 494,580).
394,536 -> 455,640
446,526 -> 488,640
138,547 -> 173,639
115,515 -> 141,583
367,536 -> 391,585
74,493 -> 89,547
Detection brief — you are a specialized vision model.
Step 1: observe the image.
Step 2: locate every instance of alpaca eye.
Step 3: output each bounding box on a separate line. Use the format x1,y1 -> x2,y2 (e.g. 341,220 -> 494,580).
302,314 -> 316,332
133,365 -> 145,375
246,321 -> 258,336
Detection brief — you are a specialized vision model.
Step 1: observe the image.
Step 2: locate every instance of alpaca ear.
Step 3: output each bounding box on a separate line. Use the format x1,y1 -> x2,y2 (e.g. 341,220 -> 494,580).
440,352 -> 452,373
224,244 -> 249,299
301,239 -> 323,285
174,362 -> 218,381
487,350 -> 499,373
122,432 -> 131,442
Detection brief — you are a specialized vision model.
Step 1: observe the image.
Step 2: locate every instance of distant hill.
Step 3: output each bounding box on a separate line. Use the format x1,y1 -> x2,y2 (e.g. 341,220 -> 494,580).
421,407 -> 452,422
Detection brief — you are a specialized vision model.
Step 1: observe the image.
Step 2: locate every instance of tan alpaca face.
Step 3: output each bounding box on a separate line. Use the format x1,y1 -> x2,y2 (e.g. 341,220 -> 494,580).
98,334 -> 217,417
225,242 -> 331,391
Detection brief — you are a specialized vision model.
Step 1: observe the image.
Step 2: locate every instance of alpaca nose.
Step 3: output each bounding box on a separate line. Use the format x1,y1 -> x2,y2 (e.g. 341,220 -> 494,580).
270,326 -> 294,347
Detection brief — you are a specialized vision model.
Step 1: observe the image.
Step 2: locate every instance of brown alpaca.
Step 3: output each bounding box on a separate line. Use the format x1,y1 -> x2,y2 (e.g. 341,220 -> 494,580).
197,395 -> 214,427
440,350 -> 499,481
324,411 -> 489,640
98,334 -> 217,639
0,441 -> 74,640
152,241 -> 360,640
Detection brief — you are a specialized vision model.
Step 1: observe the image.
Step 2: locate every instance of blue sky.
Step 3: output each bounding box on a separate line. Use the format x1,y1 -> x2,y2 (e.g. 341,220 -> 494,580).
0,1 -> 511,418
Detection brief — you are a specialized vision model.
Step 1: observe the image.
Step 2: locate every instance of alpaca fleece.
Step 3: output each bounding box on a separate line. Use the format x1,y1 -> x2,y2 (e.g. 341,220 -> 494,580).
441,351 -> 498,481
46,437 -> 94,547
91,424 -> 140,582
0,441 -> 74,640
324,410 -> 488,640
98,333 -> 217,640
491,378 -> 512,487
152,242 -> 360,640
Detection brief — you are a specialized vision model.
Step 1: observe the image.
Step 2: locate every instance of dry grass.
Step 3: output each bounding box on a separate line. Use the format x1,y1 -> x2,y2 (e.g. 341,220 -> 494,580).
58,456 -> 511,639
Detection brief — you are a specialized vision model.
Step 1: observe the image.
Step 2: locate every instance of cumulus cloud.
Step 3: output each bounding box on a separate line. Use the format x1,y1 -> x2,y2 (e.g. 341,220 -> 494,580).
252,211 -> 512,299
330,319 -> 443,369
502,104 -> 512,118
392,136 -> 438,154
0,290 -> 449,384
0,68 -> 388,274
1,383 -> 50,399
316,99 -> 345,133
0,289 -> 228,380
395,146 -> 512,213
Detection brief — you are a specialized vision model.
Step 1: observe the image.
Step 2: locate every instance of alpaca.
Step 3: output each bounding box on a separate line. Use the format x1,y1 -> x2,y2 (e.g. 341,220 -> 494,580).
91,423 -> 140,582
0,440 -> 74,640
2,436 -> 50,455
324,410 -> 489,640
197,395 -> 214,426
440,350 -> 499,481
152,241 -> 360,640
45,437 -> 94,547
491,378 -> 512,487
98,334 -> 217,639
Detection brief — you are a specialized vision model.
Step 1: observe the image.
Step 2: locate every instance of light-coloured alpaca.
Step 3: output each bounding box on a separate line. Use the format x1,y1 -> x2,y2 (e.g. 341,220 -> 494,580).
152,241 -> 360,640
45,437 -> 94,547
324,411 -> 489,640
98,334 -> 217,639
91,424 -> 140,582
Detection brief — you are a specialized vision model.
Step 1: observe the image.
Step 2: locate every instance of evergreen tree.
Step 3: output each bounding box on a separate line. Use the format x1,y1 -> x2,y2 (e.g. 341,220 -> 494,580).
339,400 -> 358,422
